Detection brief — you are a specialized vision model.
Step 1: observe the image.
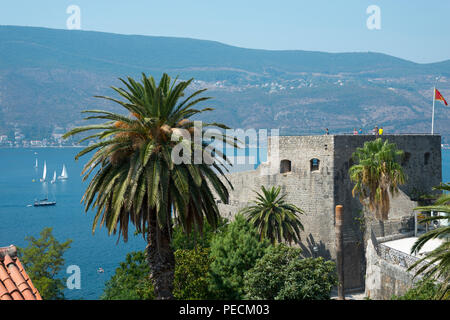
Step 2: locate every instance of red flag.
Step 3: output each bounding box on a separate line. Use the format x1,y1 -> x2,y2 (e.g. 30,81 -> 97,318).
435,88 -> 448,106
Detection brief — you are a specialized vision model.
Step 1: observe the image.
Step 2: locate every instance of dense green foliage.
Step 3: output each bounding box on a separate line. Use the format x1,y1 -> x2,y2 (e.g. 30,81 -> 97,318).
173,248 -> 214,299
391,279 -> 441,300
209,214 -> 270,299
240,185 -> 304,245
102,251 -> 154,300
244,245 -> 337,300
17,227 -> 72,300
243,244 -> 298,299
171,218 -> 228,251
102,248 -> 214,300
409,182 -> 450,300
275,257 -> 337,300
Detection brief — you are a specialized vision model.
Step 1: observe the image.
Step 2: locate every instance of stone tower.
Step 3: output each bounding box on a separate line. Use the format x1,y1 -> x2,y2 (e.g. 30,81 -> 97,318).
218,134 -> 442,290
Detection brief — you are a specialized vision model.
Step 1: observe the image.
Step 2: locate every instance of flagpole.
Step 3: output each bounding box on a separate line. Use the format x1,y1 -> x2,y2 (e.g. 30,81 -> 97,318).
431,76 -> 440,135
431,86 -> 435,135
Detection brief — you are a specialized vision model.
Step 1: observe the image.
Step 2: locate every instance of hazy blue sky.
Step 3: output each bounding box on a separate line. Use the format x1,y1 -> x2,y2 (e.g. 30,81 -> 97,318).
1,0 -> 449,63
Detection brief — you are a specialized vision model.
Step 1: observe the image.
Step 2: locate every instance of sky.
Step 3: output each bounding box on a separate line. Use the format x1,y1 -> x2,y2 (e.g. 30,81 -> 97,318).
0,0 -> 449,63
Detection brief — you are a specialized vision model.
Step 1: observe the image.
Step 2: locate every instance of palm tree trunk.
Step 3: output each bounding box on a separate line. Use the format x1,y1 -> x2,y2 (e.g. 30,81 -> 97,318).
146,212 -> 175,300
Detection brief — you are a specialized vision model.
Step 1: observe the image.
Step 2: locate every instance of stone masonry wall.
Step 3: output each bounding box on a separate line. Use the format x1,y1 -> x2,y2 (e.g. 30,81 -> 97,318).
333,135 -> 441,288
218,134 -> 442,290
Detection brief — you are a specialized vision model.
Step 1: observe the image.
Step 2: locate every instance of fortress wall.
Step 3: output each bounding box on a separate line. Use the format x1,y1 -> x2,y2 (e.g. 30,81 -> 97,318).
333,134 -> 442,230
218,134 -> 442,290
332,134 -> 442,289
221,135 -> 337,259
265,136 -> 336,257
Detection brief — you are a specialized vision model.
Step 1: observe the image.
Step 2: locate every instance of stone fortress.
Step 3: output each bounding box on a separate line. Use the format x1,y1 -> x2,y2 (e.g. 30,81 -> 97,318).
218,134 -> 442,292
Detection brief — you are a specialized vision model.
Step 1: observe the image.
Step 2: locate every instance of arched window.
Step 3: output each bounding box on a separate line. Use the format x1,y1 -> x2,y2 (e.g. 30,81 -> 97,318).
280,159 -> 292,174
310,158 -> 320,172
424,152 -> 431,165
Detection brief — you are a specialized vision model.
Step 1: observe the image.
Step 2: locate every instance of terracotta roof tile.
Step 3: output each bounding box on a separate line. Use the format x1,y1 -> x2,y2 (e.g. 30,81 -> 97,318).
0,245 -> 42,300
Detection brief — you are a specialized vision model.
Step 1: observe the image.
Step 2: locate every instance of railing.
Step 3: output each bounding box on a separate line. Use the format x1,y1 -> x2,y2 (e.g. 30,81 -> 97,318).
378,243 -> 421,270
378,243 -> 443,282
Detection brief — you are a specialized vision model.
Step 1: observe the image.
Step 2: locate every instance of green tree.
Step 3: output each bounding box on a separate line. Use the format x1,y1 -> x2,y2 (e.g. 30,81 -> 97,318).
173,248 -> 214,299
171,218 -> 228,251
63,73 -> 234,299
243,244 -> 298,299
102,251 -> 155,300
240,185 -> 304,245
243,245 -> 337,300
349,138 -> 406,236
408,182 -> 450,300
276,257 -> 337,300
17,227 -> 72,300
208,214 -> 270,299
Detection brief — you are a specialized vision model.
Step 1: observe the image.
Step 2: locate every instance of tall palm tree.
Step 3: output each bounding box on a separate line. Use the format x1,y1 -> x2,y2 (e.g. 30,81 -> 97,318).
240,185 -> 304,245
63,73 -> 235,299
349,138 -> 406,237
409,183 -> 450,300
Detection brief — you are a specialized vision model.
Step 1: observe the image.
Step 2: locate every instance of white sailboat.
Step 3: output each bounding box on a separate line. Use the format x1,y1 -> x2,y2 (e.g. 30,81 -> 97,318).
51,171 -> 57,184
58,164 -> 68,180
40,161 -> 47,182
34,158 -> 38,169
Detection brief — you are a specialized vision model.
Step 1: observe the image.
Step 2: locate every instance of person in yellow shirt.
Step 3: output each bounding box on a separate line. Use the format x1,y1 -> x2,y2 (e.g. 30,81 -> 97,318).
379,127 -> 383,135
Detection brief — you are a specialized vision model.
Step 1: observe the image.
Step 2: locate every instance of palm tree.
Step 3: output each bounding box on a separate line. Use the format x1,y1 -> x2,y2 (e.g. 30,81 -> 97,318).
408,183 -> 450,300
63,73 -> 235,299
349,138 -> 406,237
240,185 -> 304,245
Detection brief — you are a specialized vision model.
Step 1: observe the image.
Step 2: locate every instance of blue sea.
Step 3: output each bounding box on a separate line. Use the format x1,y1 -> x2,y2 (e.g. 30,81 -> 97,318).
0,147 -> 449,299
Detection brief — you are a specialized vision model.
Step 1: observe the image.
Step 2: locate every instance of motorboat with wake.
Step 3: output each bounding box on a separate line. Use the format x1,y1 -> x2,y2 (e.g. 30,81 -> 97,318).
33,193 -> 56,207
33,198 -> 56,207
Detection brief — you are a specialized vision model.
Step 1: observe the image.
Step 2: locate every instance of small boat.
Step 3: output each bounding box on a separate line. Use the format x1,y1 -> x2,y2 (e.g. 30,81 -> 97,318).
33,198 -> 56,207
40,161 -> 47,182
51,171 -> 57,184
97,267 -> 104,273
34,158 -> 38,169
58,164 -> 68,180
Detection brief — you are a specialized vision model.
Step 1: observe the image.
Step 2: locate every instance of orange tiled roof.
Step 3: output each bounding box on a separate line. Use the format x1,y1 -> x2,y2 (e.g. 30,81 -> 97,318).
0,245 -> 42,300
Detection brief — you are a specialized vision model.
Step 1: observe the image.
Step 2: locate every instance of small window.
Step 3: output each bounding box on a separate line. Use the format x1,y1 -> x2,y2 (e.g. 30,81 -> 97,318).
310,158 -> 320,172
280,159 -> 292,174
424,152 -> 431,165
401,152 -> 411,166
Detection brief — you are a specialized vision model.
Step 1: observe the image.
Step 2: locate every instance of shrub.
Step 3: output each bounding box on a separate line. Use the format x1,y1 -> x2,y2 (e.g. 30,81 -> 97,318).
102,251 -> 154,300
244,244 -> 337,300
208,214 -> 270,299
173,248 -> 214,299
171,218 -> 228,251
276,257 -> 337,300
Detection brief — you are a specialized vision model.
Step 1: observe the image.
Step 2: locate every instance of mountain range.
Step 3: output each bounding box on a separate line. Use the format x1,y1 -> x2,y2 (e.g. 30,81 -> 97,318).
0,26 -> 449,143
